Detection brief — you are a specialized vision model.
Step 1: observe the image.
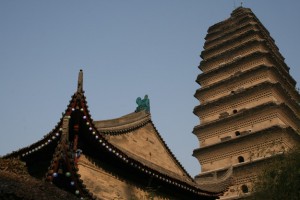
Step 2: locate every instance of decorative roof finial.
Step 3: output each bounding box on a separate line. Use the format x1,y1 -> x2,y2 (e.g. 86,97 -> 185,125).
77,69 -> 83,93
241,1 -> 243,7
135,95 -> 150,113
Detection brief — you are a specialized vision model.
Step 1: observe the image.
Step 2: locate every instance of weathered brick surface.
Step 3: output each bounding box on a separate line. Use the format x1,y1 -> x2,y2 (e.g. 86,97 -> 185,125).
106,123 -> 186,177
78,155 -> 170,200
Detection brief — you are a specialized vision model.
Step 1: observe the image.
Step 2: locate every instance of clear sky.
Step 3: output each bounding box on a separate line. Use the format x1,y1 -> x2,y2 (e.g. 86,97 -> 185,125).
1,1 -> 299,177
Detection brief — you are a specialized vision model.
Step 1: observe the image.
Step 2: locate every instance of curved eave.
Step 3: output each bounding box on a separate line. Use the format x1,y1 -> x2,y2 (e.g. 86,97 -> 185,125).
94,111 -> 151,135
193,125 -> 296,156
67,91 -> 221,197
46,116 -> 96,199
2,91 -> 88,160
95,111 -> 195,183
1,81 -> 223,197
2,106 -> 73,159
193,102 -> 300,134
2,129 -> 62,159
194,82 -> 300,119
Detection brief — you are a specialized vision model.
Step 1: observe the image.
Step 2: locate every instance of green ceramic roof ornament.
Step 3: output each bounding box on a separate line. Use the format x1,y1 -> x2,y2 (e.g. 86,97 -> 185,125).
135,95 -> 150,113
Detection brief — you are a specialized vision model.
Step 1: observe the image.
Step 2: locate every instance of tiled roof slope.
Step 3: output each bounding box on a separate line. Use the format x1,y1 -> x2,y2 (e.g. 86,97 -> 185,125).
3,70 -> 227,199
94,111 -> 193,182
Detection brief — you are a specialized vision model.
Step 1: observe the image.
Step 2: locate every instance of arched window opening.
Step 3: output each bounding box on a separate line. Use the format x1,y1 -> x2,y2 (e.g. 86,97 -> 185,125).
238,156 -> 244,163
233,109 -> 238,114
241,185 -> 249,193
235,131 -> 241,136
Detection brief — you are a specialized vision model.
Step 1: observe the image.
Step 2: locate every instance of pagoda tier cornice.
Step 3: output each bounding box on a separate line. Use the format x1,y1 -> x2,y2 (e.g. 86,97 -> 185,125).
205,15 -> 254,41
204,22 -> 257,50
201,28 -> 261,59
195,152 -> 284,180
195,64 -> 269,98
193,102 -> 300,134
201,38 -> 265,67
194,82 -> 300,118
193,126 -> 297,156
203,9 -> 285,67
197,51 -> 269,84
200,39 -> 266,71
197,51 -> 296,87
200,39 -> 287,73
194,67 -> 300,105
195,81 -> 275,113
206,7 -> 275,46
205,9 -> 253,39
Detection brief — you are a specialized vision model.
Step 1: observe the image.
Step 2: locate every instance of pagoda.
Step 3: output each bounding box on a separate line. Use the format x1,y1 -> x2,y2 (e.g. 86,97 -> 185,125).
3,70 -> 225,200
192,7 -> 300,199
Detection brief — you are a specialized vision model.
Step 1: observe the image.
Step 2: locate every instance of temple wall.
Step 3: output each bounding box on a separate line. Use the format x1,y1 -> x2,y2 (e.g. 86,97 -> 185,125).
106,123 -> 186,178
78,155 -> 170,200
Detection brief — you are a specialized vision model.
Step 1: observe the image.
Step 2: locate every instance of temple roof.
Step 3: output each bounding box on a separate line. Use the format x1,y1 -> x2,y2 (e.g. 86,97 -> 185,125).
3,70 -> 227,199
95,111 -> 193,182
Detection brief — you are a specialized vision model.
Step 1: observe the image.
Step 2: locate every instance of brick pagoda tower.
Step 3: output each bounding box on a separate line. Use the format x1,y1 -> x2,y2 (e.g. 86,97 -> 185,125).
192,7 -> 300,199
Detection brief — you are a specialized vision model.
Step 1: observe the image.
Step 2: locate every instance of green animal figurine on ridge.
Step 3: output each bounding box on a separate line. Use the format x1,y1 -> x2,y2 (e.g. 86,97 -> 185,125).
135,95 -> 150,113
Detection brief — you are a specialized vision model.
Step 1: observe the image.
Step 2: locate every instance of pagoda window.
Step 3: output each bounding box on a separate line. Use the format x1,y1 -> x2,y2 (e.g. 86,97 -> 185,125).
233,109 -> 238,114
235,131 -> 241,136
238,156 -> 245,163
241,185 -> 249,193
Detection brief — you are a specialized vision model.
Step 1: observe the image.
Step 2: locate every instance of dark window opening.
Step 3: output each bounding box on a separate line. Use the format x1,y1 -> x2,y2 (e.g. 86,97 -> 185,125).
241,185 -> 249,193
238,156 -> 244,163
233,109 -> 238,114
235,131 -> 241,136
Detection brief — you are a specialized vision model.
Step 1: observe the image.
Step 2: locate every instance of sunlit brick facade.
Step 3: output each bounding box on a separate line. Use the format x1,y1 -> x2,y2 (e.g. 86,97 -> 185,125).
193,7 -> 300,199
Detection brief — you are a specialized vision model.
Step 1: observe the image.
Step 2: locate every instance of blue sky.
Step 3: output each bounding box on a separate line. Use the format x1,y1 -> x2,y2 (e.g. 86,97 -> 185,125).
1,1 -> 299,177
